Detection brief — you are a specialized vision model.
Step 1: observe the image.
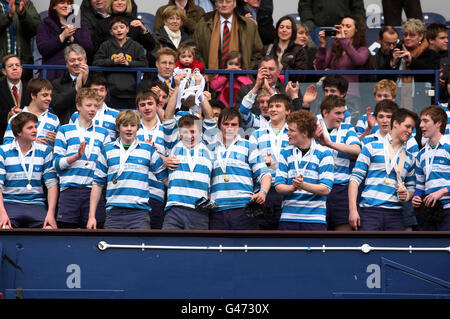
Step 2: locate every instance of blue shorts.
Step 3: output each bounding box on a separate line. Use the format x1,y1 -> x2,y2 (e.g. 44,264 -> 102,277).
162,206 -> 209,230
104,208 -> 150,230
149,197 -> 165,229
5,202 -> 47,228
56,186 -> 106,225
326,183 -> 350,229
359,206 -> 404,231
210,207 -> 259,230
278,221 -> 327,231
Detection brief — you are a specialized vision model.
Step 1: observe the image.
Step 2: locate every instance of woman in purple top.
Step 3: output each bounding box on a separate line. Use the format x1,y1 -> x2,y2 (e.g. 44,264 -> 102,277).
315,15 -> 369,124
36,0 -> 93,82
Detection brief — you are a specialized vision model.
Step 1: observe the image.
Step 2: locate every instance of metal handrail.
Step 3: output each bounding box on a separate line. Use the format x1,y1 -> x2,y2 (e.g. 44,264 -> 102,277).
3,64 -> 441,107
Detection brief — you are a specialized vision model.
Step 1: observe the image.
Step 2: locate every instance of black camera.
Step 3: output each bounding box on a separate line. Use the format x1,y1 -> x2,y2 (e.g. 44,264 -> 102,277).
245,201 -> 267,218
195,197 -> 217,213
419,199 -> 444,226
324,29 -> 337,37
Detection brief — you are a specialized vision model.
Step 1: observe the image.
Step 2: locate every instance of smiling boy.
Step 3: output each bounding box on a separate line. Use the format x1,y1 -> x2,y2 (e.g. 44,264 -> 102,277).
249,93 -> 291,229
87,110 -> 167,230
0,112 -> 58,229
412,105 -> 450,230
315,95 -> 361,230
53,88 -> 111,228
349,108 -> 418,231
4,78 -> 60,147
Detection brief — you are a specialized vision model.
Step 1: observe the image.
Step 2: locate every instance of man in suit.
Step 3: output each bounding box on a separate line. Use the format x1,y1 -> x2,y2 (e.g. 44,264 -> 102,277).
138,47 -> 178,93
193,0 -> 263,70
51,44 -> 90,125
0,54 -> 30,143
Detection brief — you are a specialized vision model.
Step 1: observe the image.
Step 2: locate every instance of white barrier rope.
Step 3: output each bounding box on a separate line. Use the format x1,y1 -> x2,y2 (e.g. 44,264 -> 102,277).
97,241 -> 450,254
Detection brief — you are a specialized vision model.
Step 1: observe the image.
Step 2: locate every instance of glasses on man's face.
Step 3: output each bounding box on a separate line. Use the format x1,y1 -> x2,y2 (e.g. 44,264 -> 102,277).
382,41 -> 397,47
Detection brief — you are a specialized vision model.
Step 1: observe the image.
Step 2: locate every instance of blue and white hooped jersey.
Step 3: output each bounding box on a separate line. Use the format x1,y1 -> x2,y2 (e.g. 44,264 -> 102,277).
137,119 -> 166,203
69,103 -> 119,141
0,140 -> 58,206
355,112 -> 378,137
351,136 -> 416,210
362,131 -> 419,158
355,111 -> 418,138
316,115 -> 361,184
93,138 -> 167,212
3,108 -> 60,147
165,140 -> 214,211
163,117 -> 218,154
208,134 -> 271,212
438,103 -> 450,136
239,90 -> 270,131
249,124 -> 290,184
414,136 -> 450,209
274,142 -> 334,224
53,121 -> 111,191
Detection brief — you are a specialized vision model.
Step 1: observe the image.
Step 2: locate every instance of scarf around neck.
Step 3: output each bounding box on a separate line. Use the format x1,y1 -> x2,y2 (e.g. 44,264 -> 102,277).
208,11 -> 239,69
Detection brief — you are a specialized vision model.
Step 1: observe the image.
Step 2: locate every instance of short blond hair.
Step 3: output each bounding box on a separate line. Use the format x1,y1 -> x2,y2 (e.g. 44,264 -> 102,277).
402,18 -> 426,36
115,110 -> 140,130
373,79 -> 398,98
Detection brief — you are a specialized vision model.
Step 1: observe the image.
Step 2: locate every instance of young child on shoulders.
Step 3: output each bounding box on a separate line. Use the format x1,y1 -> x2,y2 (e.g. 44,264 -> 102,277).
175,43 -> 205,73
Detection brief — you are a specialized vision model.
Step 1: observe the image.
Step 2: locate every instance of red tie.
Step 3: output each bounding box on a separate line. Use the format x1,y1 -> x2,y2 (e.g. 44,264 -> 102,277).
220,20 -> 230,68
12,85 -> 19,106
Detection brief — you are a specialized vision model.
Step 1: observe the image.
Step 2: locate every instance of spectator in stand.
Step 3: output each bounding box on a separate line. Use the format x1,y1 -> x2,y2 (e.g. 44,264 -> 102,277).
81,0 -> 137,41
371,26 -> 399,82
315,14 -> 370,125
390,18 -> 440,109
382,0 -> 423,26
193,0 -> 263,70
138,47 -> 178,91
295,23 -> 317,72
236,0 -> 275,46
154,0 -> 205,36
80,0 -> 109,47
236,55 -> 303,116
261,15 -> 307,83
0,0 -> 41,81
36,0 -> 93,82
93,16 -> 148,109
297,0 -> 366,33
51,44 -> 89,125
0,55 -> 31,143
210,51 -> 253,107
92,0 -> 156,66
152,5 -> 196,58
175,43 -> 205,73
426,23 -> 450,103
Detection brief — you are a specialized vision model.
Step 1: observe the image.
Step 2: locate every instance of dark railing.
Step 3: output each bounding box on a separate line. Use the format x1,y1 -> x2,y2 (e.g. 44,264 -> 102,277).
14,64 -> 442,108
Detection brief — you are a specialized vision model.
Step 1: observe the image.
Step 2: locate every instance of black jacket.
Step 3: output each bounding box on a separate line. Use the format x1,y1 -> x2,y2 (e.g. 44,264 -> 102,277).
51,72 -> 77,125
0,77 -> 30,142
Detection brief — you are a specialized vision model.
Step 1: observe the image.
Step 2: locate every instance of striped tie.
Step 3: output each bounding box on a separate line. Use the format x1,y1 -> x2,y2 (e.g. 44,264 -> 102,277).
12,85 -> 19,106
220,20 -> 230,68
